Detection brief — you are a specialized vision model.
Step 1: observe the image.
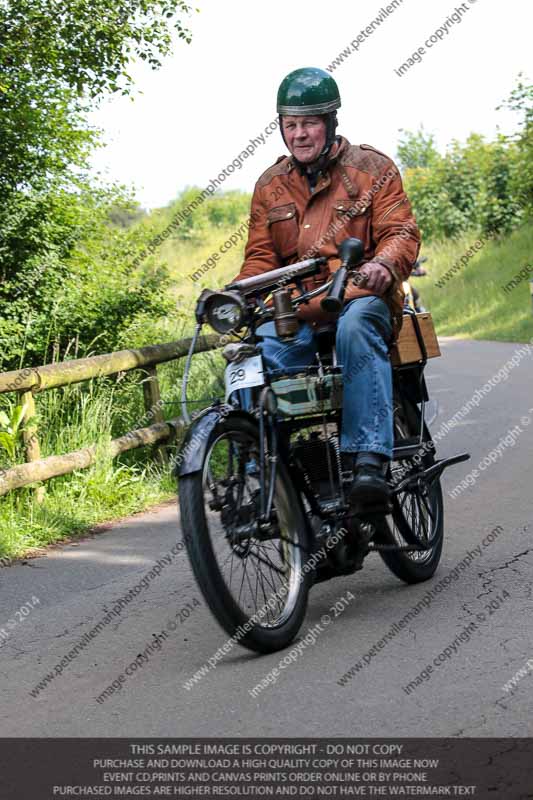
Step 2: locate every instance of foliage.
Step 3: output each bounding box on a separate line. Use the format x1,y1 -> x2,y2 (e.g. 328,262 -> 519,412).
400,131 -> 526,241
0,402 -> 28,461
496,75 -> 533,218
153,188 -> 252,243
0,0 -> 195,370
0,0 -> 195,198
0,183 -> 176,368
398,78 -> 531,241
396,127 -> 440,170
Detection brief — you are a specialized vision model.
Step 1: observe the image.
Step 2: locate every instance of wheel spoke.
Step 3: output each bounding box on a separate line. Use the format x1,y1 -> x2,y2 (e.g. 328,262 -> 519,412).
241,549 -> 260,613
255,557 -> 275,623
249,542 -> 288,576
389,407 -> 442,564
247,549 -> 278,593
236,551 -> 248,606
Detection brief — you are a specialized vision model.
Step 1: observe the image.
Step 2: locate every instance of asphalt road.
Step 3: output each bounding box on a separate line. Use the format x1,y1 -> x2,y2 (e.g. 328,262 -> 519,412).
1,337 -> 532,737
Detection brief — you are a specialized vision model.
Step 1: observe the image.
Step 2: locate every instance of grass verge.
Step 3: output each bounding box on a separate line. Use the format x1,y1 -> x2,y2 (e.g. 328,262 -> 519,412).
414,221 -> 533,342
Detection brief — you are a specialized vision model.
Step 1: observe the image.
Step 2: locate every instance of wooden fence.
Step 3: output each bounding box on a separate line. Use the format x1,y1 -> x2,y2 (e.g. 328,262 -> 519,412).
0,334 -> 219,500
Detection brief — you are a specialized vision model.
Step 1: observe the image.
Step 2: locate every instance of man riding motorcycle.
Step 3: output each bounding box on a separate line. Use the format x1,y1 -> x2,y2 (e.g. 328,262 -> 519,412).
230,67 -> 421,511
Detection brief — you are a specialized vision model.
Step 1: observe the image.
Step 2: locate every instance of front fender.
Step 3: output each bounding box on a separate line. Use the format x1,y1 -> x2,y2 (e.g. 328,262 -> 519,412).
173,406 -> 257,478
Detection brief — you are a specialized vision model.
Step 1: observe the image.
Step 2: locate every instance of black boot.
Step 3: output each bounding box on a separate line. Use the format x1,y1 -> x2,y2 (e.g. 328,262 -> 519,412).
349,452 -> 391,513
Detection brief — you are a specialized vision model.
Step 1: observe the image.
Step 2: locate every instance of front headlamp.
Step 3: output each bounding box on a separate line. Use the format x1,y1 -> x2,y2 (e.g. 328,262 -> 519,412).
204,291 -> 247,335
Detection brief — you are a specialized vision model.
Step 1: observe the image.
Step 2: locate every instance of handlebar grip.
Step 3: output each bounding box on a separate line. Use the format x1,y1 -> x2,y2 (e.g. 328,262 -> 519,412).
321,266 -> 347,313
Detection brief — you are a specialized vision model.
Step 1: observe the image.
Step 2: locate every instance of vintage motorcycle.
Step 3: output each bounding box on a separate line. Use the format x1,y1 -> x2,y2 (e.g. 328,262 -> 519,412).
176,239 -> 469,653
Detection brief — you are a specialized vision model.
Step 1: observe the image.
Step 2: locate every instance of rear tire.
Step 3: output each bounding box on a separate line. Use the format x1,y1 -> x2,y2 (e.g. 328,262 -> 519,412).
179,415 -> 313,653
378,395 -> 444,583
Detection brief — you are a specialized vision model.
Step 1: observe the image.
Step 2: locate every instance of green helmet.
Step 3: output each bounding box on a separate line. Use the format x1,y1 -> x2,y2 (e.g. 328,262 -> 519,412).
276,67 -> 341,116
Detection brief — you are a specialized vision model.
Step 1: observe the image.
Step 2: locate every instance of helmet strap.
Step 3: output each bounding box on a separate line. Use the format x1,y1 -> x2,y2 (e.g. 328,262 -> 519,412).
324,111 -> 338,149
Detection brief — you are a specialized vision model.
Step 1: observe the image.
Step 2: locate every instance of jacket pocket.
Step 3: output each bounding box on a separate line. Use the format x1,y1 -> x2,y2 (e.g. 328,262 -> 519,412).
333,199 -> 371,216
331,199 -> 371,245
267,202 -> 299,260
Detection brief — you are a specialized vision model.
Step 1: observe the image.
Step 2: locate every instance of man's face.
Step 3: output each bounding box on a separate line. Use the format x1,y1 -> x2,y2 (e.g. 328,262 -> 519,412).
281,115 -> 327,164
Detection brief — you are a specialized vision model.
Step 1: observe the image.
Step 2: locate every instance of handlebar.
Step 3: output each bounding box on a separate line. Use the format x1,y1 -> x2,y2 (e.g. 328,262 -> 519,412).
321,266 -> 348,313
320,238 -> 365,314
203,239 -> 366,339
226,256 -> 327,296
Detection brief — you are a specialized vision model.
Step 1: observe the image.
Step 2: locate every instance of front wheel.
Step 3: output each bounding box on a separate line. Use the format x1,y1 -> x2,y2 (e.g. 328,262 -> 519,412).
178,415 -> 313,653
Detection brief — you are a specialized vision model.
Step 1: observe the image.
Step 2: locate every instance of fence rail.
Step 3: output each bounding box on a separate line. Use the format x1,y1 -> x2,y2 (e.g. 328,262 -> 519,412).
0,334 -> 220,500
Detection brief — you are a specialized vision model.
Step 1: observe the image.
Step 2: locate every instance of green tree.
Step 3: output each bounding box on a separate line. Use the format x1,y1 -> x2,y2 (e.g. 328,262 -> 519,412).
497,75 -> 533,217
0,0 -> 195,198
396,128 -> 440,171
0,0 -> 196,368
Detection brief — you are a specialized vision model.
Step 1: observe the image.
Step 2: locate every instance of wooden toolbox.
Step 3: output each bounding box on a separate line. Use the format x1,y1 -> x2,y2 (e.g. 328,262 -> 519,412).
390,312 -> 441,366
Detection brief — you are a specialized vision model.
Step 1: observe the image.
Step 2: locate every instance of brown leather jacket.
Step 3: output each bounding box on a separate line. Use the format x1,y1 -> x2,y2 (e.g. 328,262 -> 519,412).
232,136 -> 420,339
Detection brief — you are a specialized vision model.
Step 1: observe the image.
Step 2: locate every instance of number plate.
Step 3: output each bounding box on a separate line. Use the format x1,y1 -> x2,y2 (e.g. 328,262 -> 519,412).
224,355 -> 264,400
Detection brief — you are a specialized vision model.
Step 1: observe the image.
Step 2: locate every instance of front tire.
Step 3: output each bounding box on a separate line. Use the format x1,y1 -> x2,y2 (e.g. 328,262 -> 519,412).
178,415 -> 313,653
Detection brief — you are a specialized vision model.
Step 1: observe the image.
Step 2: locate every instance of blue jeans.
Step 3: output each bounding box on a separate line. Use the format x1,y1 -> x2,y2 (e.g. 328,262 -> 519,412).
254,296 -> 394,458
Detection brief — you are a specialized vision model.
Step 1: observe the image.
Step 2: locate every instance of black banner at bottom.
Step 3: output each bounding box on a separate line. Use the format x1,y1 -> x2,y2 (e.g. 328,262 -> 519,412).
0,738 -> 531,799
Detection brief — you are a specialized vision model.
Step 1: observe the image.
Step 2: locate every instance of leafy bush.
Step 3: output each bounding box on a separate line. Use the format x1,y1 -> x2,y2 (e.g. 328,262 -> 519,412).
397,79 -> 531,241
0,184 -> 175,369
399,132 -> 526,241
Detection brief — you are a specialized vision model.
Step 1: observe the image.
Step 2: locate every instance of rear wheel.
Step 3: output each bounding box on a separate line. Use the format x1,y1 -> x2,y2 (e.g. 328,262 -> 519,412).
378,395 -> 444,583
178,415 -> 313,653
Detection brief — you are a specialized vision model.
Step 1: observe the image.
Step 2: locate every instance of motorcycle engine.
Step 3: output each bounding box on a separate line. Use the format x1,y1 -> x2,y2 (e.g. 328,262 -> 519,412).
291,430 -> 352,504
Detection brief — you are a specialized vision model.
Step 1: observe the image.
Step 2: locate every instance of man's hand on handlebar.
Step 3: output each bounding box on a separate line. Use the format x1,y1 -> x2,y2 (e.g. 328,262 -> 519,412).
355,261 -> 393,296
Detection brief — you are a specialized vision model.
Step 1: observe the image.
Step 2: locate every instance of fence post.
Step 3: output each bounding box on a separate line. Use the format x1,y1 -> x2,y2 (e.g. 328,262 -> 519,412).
20,389 -> 45,503
142,366 -> 168,465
